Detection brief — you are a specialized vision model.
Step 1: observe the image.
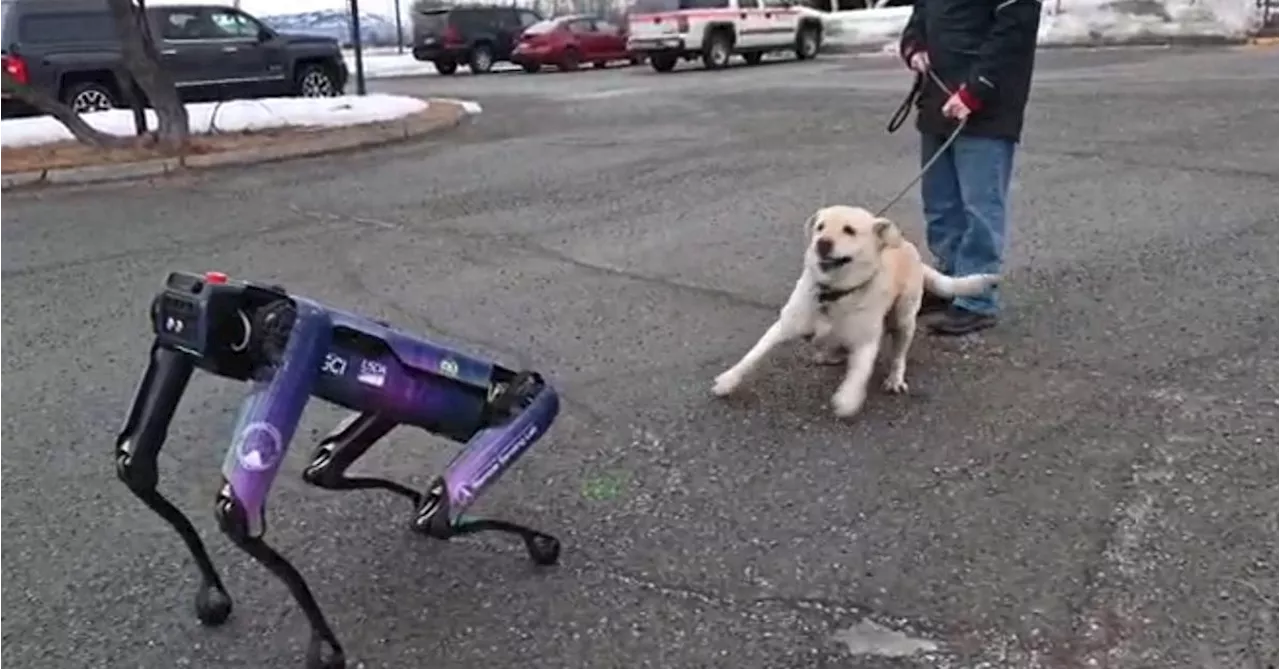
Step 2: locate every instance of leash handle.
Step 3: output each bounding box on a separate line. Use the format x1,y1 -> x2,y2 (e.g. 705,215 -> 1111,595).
886,74 -> 922,134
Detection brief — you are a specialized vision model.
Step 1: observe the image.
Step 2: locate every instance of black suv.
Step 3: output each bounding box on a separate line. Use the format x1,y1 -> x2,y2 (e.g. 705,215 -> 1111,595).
1,0 -> 348,117
410,3 -> 542,75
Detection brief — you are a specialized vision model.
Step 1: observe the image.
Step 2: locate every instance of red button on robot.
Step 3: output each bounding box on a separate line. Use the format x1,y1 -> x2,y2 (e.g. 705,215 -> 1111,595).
204,271 -> 228,285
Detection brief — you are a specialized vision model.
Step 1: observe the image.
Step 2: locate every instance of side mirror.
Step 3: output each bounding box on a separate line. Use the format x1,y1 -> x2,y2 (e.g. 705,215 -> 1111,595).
258,27 -> 273,42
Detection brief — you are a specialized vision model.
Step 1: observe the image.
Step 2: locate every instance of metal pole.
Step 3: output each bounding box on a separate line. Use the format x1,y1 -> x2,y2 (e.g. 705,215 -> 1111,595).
349,0 -> 367,95
395,0 -> 404,54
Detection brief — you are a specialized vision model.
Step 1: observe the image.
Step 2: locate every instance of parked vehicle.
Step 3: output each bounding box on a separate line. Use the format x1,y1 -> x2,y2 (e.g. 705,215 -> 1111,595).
409,3 -> 542,75
511,15 -> 642,73
625,0 -> 824,72
0,0 -> 348,118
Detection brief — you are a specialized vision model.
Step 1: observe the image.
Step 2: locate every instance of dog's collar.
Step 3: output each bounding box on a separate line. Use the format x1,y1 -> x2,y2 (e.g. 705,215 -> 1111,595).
816,274 -> 875,304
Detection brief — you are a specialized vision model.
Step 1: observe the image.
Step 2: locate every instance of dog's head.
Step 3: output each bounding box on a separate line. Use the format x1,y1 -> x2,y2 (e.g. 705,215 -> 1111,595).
804,205 -> 903,277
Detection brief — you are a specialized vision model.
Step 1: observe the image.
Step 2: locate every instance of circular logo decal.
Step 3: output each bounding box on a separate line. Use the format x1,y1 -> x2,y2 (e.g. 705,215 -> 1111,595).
235,422 -> 284,472
439,358 -> 460,378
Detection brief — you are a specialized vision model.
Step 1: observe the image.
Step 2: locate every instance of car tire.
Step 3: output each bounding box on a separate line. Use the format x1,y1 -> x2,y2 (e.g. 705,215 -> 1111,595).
702,31 -> 732,70
469,44 -> 495,74
435,59 -> 458,75
295,63 -> 339,97
62,80 -> 118,114
558,48 -> 581,72
743,51 -> 763,66
521,61 -> 541,74
649,53 -> 678,72
795,24 -> 821,60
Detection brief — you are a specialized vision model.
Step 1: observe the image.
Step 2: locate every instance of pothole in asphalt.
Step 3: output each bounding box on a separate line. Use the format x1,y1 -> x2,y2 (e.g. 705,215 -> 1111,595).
831,619 -> 940,658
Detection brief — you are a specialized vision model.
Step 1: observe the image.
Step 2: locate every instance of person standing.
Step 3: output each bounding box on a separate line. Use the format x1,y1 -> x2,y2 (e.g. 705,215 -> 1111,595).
898,0 -> 1042,335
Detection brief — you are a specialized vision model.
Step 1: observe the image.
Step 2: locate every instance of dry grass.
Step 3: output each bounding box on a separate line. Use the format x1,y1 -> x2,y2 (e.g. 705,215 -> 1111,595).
1,103 -> 460,174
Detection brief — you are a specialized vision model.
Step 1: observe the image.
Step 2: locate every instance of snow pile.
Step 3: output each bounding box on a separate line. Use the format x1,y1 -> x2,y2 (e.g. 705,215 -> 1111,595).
819,0 -> 1263,51
0,94 -> 432,148
1038,0 -> 1262,45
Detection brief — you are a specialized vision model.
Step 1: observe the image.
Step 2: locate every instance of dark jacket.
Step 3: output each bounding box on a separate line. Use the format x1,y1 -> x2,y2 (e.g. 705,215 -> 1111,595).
899,0 -> 1042,142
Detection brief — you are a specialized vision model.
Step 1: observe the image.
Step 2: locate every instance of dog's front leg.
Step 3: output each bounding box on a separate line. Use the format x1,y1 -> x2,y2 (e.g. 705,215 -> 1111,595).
831,331 -> 882,419
712,279 -> 815,397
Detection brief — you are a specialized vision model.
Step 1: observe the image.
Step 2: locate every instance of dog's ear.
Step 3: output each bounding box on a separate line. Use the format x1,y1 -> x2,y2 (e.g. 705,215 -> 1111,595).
873,218 -> 904,248
803,212 -> 820,237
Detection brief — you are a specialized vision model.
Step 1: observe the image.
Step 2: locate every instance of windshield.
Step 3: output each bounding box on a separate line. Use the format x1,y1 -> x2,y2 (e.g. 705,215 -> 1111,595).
522,19 -> 559,34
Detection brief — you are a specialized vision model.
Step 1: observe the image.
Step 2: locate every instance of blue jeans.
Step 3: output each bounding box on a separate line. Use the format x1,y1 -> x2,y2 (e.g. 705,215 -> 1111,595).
919,132 -> 1016,316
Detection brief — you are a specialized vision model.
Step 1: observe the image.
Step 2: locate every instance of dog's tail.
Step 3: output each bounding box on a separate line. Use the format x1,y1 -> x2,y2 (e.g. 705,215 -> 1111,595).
921,265 -> 1000,298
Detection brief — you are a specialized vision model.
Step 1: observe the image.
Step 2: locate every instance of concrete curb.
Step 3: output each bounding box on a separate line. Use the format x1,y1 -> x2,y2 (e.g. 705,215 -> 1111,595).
1,98 -> 477,191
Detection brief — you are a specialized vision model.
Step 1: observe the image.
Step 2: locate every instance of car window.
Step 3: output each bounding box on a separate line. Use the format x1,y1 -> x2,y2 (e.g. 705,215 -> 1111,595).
596,20 -> 619,33
160,9 -> 209,40
739,0 -> 762,7
18,11 -> 118,43
760,0 -> 791,7
566,19 -> 595,33
517,9 -> 540,27
207,8 -> 261,39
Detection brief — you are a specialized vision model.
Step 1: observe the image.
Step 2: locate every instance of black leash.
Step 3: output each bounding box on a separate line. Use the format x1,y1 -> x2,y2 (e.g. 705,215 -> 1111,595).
874,68 -> 968,218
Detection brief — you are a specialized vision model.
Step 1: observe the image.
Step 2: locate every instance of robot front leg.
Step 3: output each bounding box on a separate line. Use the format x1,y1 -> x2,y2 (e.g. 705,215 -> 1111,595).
411,371 -> 563,566
115,344 -> 233,626
301,412 -> 421,505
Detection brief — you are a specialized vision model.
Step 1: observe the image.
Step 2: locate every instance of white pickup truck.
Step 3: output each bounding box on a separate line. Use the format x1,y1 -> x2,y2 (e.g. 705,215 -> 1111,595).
626,0 -> 824,72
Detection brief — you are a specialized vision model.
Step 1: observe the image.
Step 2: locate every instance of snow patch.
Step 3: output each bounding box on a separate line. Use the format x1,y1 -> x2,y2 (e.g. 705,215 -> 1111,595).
0,94 -> 428,148
819,0 -> 1264,52
832,619 -> 940,657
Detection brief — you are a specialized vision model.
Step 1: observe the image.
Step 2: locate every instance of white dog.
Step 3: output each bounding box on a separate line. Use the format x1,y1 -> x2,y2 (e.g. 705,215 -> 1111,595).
711,205 -> 1000,419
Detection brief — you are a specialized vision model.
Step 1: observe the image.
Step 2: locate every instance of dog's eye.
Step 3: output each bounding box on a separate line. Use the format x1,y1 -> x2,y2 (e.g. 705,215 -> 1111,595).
842,225 -> 855,236
816,223 -> 825,231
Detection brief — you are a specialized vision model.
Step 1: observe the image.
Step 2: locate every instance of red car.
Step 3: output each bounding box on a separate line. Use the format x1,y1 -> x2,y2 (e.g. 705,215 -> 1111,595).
512,15 -> 642,73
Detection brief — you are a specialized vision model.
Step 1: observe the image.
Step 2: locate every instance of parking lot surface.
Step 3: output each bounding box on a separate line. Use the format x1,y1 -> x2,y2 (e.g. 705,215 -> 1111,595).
2,46 -> 1277,669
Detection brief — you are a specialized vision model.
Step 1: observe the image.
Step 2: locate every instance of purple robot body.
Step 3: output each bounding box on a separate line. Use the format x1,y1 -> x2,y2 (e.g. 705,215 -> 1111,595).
119,272 -> 562,669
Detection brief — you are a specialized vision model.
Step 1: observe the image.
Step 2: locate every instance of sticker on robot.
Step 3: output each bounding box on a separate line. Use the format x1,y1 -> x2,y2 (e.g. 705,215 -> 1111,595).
235,422 -> 284,472
357,360 -> 387,387
439,357 -> 460,379
321,352 -> 348,377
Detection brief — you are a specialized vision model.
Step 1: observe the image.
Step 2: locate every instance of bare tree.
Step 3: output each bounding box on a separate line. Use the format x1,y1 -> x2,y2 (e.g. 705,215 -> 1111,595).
1,0 -> 189,149
105,0 -> 189,147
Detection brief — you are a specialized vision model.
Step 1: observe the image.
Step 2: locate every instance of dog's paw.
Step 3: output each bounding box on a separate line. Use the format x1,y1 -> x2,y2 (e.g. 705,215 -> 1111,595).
882,375 -> 909,394
831,389 -> 866,419
712,372 -> 741,397
811,348 -> 845,366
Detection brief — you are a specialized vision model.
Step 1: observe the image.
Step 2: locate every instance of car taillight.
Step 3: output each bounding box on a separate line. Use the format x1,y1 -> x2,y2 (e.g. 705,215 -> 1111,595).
442,25 -> 462,45
2,54 -> 29,86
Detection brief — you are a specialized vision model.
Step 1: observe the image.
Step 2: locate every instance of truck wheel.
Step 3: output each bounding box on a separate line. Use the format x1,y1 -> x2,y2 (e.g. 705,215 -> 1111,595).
702,31 -> 732,69
435,59 -> 458,75
649,53 -> 678,72
295,63 -> 338,97
743,51 -> 763,66
469,44 -> 495,74
795,24 -> 821,60
63,80 -> 118,113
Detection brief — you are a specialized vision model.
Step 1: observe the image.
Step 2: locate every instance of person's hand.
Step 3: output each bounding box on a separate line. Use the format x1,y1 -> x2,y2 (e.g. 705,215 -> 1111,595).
942,86 -> 980,121
907,50 -> 930,73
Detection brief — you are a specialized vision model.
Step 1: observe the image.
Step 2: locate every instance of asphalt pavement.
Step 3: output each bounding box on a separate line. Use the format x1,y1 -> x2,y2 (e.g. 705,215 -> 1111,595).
2,46 -> 1277,669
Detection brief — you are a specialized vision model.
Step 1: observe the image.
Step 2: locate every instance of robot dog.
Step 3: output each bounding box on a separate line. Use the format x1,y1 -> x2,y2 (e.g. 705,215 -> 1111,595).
114,271 -> 562,668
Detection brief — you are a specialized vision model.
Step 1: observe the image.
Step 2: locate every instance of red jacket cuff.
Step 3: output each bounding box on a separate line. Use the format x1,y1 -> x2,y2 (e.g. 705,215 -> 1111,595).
956,85 -> 983,112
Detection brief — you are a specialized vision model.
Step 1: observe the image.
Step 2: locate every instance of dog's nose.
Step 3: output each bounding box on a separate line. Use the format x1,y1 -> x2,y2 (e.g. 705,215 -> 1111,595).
815,238 -> 833,258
